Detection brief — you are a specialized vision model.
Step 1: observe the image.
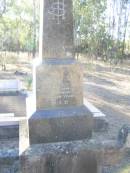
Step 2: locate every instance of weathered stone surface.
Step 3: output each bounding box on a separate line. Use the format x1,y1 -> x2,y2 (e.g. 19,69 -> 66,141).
29,106 -> 93,144
19,120 -> 29,155
20,140 -> 103,173
0,160 -> 19,173
0,92 -> 27,117
0,125 -> 19,139
103,147 -> 124,166
35,60 -> 83,109
0,139 -> 125,173
0,148 -> 19,173
94,117 -> 109,132
20,139 -> 126,173
40,0 -> 74,58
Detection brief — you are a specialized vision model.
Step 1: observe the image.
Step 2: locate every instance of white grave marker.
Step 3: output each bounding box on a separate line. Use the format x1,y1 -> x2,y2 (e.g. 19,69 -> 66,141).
0,79 -> 21,92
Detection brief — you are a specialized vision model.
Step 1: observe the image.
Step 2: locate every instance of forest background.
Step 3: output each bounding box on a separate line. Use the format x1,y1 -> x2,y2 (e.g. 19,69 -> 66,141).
0,0 -> 130,69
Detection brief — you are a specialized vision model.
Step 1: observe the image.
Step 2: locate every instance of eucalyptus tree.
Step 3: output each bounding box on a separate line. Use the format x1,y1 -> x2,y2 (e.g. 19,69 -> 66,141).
0,0 -> 39,55
107,0 -> 130,61
73,0 -> 107,59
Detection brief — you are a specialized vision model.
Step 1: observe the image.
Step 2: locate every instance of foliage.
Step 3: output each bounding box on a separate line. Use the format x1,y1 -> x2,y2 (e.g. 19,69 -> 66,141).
26,76 -> 32,90
73,0 -> 130,63
73,0 -> 107,54
0,0 -> 39,54
0,0 -> 130,64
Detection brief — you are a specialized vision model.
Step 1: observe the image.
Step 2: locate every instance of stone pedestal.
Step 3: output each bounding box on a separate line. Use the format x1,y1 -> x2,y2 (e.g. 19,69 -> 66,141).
29,0 -> 93,144
35,59 -> 83,109
30,61 -> 93,144
30,58 -> 93,144
30,59 -> 94,144
29,106 -> 93,144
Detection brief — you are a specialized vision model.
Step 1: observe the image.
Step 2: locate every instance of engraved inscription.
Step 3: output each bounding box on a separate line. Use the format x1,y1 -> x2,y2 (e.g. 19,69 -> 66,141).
48,0 -> 65,24
56,68 -> 76,106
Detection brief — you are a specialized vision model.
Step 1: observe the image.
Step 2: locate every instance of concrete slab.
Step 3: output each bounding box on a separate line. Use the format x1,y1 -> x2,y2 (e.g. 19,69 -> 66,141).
84,98 -> 108,132
20,140 -> 103,173
84,98 -> 106,117
0,79 -> 21,92
0,93 -> 27,117
0,117 -> 26,139
20,139 -> 124,173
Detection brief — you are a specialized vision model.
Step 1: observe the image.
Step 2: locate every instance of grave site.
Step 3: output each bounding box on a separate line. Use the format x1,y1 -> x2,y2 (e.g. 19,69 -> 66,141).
0,0 -> 130,172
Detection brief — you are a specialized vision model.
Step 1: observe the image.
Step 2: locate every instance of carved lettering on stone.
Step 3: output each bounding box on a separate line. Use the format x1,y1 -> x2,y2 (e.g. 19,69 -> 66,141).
56,68 -> 76,106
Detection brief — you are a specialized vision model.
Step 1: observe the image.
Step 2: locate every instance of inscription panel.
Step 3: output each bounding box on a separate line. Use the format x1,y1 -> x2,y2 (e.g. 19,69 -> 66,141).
36,64 -> 83,109
56,68 -> 76,107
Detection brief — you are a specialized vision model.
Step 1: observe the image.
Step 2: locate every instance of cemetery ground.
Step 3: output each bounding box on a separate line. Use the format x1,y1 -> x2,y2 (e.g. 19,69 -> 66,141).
0,54 -> 130,172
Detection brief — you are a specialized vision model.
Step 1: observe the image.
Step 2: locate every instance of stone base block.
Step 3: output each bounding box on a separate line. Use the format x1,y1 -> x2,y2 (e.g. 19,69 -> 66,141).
20,140 -> 102,173
29,105 -> 93,144
0,125 -> 19,139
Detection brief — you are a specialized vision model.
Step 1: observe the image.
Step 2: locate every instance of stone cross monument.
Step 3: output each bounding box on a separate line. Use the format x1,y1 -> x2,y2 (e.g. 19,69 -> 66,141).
29,0 -> 93,144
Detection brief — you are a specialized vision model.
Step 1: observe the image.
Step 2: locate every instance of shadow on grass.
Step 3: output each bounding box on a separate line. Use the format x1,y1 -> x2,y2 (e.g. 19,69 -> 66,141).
84,74 -> 116,87
84,83 -> 130,106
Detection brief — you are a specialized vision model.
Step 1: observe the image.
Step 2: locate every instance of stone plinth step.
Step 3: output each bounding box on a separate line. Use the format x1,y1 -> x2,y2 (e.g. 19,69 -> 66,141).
84,99 -> 108,132
20,139 -> 124,173
20,140 -> 102,173
29,105 -> 93,144
0,117 -> 26,139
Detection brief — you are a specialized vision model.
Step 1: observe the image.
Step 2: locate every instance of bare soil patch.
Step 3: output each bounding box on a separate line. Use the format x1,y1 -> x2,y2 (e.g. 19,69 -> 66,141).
83,59 -> 130,172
